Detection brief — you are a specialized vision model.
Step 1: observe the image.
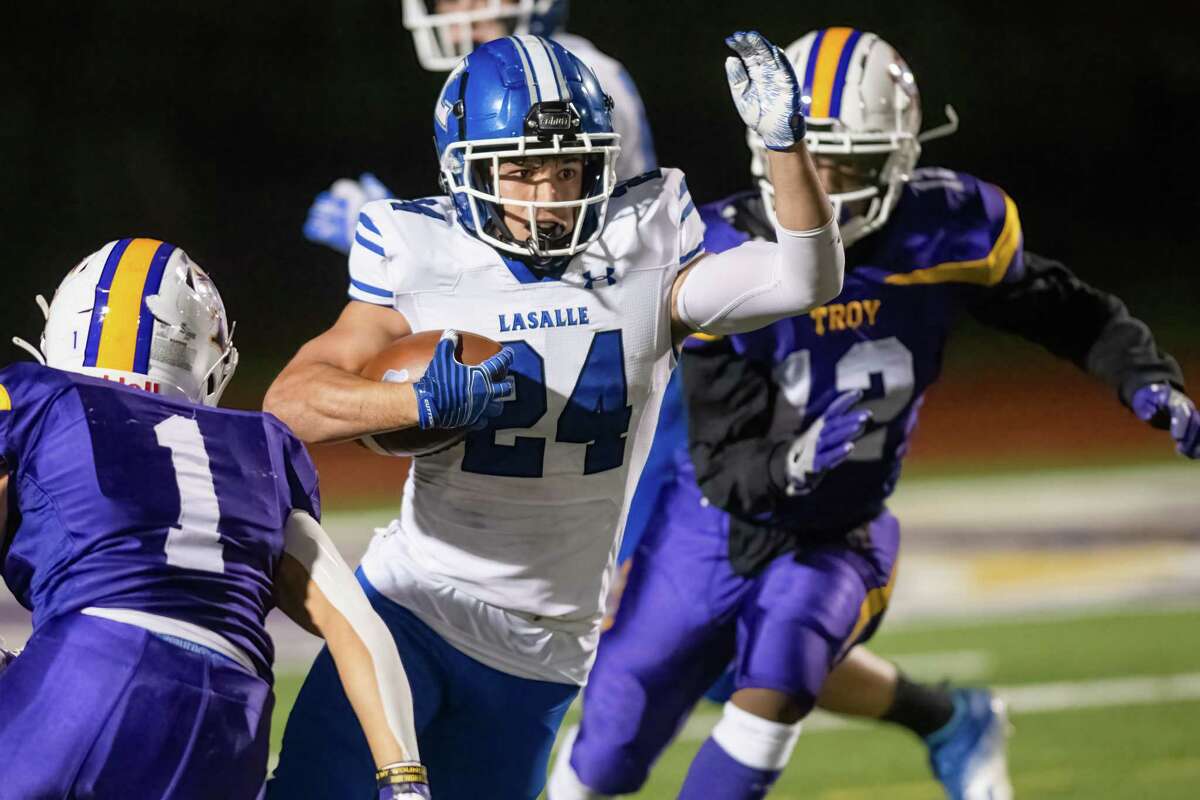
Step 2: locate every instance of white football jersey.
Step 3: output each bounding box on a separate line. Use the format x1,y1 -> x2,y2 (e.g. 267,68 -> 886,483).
352,168 -> 706,684
552,33 -> 656,180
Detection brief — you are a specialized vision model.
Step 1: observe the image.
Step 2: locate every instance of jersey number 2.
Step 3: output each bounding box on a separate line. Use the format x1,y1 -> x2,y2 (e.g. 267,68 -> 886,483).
777,337 -> 915,461
462,330 -> 632,478
155,416 -> 225,573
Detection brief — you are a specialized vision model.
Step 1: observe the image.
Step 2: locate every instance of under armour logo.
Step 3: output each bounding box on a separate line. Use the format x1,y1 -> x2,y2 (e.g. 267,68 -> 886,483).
583,268 -> 617,289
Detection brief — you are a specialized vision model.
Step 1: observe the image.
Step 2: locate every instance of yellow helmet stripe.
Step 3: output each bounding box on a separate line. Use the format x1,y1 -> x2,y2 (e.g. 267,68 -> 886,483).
94,238 -> 164,371
808,27 -> 856,119
0,383 -> 11,412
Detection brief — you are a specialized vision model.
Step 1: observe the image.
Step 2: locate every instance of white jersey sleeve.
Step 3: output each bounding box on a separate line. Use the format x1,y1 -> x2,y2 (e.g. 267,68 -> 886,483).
675,173 -> 707,268
553,33 -> 656,180
347,206 -> 397,307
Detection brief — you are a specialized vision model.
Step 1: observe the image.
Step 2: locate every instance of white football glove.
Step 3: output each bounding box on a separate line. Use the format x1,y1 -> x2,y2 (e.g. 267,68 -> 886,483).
724,30 -> 806,151
303,172 -> 393,255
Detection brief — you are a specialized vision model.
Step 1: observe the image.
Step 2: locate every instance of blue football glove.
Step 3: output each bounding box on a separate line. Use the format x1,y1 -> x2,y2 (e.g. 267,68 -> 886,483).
376,762 -> 431,799
1132,382 -> 1200,459
785,390 -> 873,496
412,331 -> 514,432
725,30 -> 806,151
303,172 -> 392,254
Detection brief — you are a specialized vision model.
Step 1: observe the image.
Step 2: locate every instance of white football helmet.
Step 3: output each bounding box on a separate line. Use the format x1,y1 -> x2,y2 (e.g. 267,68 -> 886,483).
747,28 -> 958,245
14,238 -> 238,406
402,0 -> 567,71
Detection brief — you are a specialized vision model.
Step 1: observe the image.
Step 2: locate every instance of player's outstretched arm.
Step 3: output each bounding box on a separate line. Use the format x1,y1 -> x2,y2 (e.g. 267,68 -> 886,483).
969,250 -> 1199,458
275,511 -> 431,799
670,31 -> 843,343
264,302 -> 420,443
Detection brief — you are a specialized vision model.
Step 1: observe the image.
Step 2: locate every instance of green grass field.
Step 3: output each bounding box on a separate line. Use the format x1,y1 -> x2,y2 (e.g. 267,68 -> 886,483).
271,606 -> 1200,798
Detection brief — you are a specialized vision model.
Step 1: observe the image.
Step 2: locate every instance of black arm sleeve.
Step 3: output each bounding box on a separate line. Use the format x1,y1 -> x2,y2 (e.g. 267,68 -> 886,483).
968,250 -> 1184,404
681,340 -> 793,519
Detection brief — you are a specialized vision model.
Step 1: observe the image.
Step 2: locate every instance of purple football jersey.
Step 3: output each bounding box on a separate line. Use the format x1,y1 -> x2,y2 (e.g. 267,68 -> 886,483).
686,168 -> 1022,531
0,362 -> 320,679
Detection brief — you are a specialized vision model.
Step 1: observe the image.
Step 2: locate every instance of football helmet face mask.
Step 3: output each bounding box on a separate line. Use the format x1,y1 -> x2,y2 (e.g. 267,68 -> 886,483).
746,28 -> 958,245
402,0 -> 569,72
15,238 -> 238,406
434,36 -> 620,262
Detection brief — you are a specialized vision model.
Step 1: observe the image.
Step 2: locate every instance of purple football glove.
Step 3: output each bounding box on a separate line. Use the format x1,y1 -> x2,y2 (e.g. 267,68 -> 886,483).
376,762 -> 431,799
412,330 -> 514,432
785,389 -> 873,496
1132,382 -> 1200,458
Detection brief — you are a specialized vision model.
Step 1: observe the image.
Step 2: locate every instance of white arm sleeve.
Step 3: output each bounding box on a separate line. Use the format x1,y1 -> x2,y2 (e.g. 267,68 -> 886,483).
283,510 -> 420,761
675,217 -> 844,336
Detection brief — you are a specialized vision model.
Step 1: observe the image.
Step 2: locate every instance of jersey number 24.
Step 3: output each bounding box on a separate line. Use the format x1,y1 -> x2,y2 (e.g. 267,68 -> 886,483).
462,330 -> 632,478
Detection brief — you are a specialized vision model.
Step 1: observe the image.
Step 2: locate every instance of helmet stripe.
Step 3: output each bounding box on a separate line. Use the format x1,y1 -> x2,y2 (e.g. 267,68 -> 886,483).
92,238 -> 167,372
132,242 -> 176,373
828,29 -> 864,119
507,36 -> 541,103
800,29 -> 826,114
0,383 -> 11,412
809,27 -> 856,119
83,237 -> 133,367
516,35 -> 563,102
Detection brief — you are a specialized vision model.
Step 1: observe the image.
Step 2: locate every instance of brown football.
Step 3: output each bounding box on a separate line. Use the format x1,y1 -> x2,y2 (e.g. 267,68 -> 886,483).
358,330 -> 504,457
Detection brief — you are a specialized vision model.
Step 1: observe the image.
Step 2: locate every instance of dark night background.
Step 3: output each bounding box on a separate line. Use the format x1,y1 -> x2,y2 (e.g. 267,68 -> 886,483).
3,1 -> 1197,406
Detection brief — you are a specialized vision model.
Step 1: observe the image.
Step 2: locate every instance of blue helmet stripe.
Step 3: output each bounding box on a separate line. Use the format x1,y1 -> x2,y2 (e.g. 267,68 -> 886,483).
828,29 -> 864,119
132,241 -> 175,373
801,28 -> 826,114
509,36 -> 542,103
83,238 -> 132,367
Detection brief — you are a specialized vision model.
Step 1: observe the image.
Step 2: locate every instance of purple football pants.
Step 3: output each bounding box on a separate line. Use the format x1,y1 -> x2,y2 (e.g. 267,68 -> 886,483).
0,613 -> 273,800
571,474 -> 899,795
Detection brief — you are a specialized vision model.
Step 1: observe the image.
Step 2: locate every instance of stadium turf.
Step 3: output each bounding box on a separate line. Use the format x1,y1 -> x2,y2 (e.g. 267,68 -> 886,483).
272,606 -> 1200,798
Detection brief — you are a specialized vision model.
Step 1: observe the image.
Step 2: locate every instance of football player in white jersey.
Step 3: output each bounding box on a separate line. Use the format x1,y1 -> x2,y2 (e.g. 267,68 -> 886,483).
303,0 -> 655,255
265,31 -> 844,800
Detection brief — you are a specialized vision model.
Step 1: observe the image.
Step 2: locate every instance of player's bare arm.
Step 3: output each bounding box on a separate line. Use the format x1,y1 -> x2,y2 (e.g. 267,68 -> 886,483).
274,511 -> 429,797
670,32 -> 843,346
264,302 -> 418,443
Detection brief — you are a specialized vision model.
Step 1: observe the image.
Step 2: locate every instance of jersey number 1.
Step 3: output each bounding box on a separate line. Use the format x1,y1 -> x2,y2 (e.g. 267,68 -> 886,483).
155,416 -> 225,574
462,330 -> 632,478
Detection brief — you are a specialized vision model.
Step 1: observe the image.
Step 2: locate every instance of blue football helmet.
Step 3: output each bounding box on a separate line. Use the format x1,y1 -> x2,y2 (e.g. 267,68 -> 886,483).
434,35 -> 621,261
403,0 -> 570,71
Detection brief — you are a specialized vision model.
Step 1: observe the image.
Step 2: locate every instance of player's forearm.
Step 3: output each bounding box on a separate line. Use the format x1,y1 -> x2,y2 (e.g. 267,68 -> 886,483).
970,251 -> 1185,403
264,361 -> 420,444
277,513 -> 422,766
319,609 -> 410,767
673,222 -> 844,338
766,145 -> 833,232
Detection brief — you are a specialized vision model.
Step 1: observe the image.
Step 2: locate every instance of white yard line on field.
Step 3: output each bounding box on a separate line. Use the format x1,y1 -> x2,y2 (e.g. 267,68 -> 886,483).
677,671 -> 1200,741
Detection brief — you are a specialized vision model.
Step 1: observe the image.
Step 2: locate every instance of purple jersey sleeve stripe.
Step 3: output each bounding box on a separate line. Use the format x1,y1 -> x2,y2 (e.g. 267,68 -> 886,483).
83,238 -> 133,368
132,242 -> 176,374
827,29 -> 863,119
